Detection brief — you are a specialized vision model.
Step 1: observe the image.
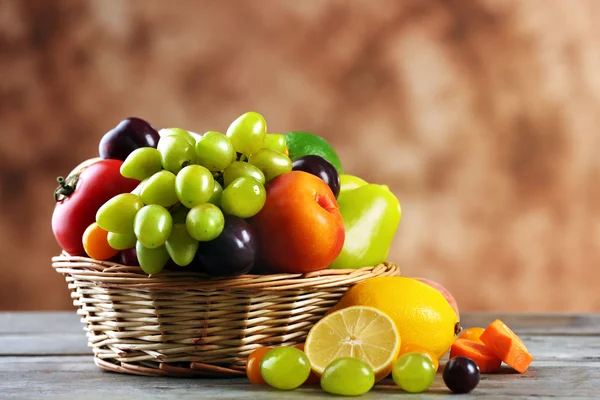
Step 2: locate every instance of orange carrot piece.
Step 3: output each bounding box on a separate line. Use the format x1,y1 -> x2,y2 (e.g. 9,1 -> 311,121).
480,319 -> 533,373
450,339 -> 502,373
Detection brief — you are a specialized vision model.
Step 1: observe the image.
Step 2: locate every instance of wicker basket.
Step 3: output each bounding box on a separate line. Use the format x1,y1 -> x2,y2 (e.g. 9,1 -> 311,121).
52,253 -> 400,377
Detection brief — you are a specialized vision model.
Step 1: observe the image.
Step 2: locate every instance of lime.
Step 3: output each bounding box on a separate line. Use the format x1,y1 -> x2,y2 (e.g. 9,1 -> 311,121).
283,131 -> 343,174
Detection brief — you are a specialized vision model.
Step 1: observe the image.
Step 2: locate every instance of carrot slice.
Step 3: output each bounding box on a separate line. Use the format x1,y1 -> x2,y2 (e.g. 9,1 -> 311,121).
480,319 -> 533,373
450,339 -> 502,373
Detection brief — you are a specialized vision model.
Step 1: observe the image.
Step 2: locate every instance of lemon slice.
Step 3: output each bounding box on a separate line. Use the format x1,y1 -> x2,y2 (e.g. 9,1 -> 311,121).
305,306 -> 401,381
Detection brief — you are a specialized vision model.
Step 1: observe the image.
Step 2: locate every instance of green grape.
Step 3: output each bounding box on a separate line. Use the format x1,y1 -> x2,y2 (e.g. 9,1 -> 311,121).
248,148 -> 292,182
392,353 -> 436,393
170,203 -> 189,223
159,127 -> 196,146
222,161 -> 265,187
120,147 -> 163,181
165,223 -> 198,266
107,231 -> 137,251
225,111 -> 266,155
131,178 -> 148,196
140,170 -> 179,207
185,203 -> 224,241
263,133 -> 287,154
320,358 -> 375,396
260,347 -> 311,390
96,193 -> 143,234
207,181 -> 223,207
157,135 -> 195,174
195,131 -> 235,171
220,177 -> 266,218
175,165 -> 214,207
136,241 -> 170,274
134,204 -> 173,249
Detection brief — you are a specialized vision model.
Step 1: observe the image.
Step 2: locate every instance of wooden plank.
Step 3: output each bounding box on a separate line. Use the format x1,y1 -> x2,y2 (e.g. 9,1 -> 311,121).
0,355 -> 598,399
3,312 -> 600,336
0,333 -> 90,355
0,312 -> 81,334
460,313 -> 600,335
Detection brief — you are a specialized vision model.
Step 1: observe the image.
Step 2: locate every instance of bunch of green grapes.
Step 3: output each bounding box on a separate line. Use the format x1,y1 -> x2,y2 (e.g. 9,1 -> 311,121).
95,112 -> 292,275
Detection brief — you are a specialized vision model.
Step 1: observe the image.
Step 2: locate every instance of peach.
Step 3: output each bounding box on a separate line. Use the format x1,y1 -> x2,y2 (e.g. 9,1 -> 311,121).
414,277 -> 460,318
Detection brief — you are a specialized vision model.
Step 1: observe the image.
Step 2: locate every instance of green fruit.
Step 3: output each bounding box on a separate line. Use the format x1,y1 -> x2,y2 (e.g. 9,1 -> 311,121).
392,353 -> 436,393
140,170 -> 179,207
248,148 -> 292,182
120,147 -> 163,181
134,204 -> 173,249
186,203 -> 225,241
136,241 -> 170,274
226,112 -> 266,155
320,358 -> 375,396
221,177 -> 266,218
96,193 -> 144,234
260,347 -> 311,390
107,231 -> 137,251
165,223 -> 198,266
284,131 -> 343,174
175,165 -> 214,207
339,174 -> 368,194
195,131 -> 235,171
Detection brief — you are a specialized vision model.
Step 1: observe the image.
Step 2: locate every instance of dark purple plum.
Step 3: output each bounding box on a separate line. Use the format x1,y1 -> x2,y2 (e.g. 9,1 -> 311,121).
194,216 -> 258,277
443,357 -> 480,394
99,117 -> 160,160
291,155 -> 340,198
118,247 -> 139,266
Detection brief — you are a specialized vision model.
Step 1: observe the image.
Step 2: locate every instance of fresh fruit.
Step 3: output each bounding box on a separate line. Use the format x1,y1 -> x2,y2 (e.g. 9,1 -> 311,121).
118,247 -> 138,266
443,356 -> 480,394
220,177 -> 266,218
459,327 -> 485,344
320,358 -> 375,396
140,170 -> 179,208
226,111 -> 267,155
392,352 -> 436,393
82,223 -> 119,260
222,161 -> 265,187
248,148 -> 293,182
157,135 -> 195,174
450,339 -> 502,373
52,159 -> 139,255
339,174 -> 367,194
175,165 -> 214,208
159,127 -> 196,146
194,216 -> 257,276
328,277 -> 460,360
480,319 -> 533,373
165,223 -> 199,266
99,117 -> 160,161
246,347 -> 272,384
195,131 -> 235,171
414,278 -> 459,318
120,147 -> 163,181
96,193 -> 144,234
329,184 -> 401,270
294,344 -> 320,385
186,203 -> 224,242
135,241 -> 170,274
207,181 -> 223,207
284,131 -> 343,174
291,155 -> 340,198
399,345 -> 439,372
304,306 -> 401,382
260,347 -> 311,390
263,133 -> 287,154
134,205 -> 173,249
251,171 -> 345,273
107,231 -> 137,251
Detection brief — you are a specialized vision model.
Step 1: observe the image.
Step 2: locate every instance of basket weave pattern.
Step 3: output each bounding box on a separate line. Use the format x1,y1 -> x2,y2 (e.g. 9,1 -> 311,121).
52,254 -> 400,377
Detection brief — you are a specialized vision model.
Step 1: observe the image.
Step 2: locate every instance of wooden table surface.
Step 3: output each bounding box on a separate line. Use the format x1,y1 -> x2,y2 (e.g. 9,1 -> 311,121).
0,312 -> 599,399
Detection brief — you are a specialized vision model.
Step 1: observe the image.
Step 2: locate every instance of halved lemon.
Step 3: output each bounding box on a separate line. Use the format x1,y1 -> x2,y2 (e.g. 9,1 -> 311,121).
305,306 -> 401,381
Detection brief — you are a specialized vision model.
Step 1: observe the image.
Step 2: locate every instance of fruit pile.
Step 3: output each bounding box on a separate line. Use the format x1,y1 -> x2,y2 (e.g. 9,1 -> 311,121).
245,277 -> 534,396
51,112 -> 401,275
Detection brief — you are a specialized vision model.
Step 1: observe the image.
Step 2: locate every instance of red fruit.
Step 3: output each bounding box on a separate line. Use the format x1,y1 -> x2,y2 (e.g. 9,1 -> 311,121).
414,278 -> 460,318
251,171 -> 345,273
52,159 -> 139,256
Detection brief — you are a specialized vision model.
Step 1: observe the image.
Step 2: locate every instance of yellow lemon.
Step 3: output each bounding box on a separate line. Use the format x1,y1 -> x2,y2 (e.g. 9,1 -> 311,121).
305,306 -> 401,382
329,277 -> 460,360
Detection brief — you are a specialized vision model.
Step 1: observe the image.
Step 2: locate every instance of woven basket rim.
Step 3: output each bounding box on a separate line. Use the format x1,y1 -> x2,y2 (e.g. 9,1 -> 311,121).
52,253 -> 400,291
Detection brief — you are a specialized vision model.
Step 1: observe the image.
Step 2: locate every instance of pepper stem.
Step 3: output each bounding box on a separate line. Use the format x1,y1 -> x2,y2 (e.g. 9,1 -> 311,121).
54,174 -> 79,202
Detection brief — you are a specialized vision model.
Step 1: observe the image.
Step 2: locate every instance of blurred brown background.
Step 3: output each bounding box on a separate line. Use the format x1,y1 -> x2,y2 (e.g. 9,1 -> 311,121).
1,0 -> 600,312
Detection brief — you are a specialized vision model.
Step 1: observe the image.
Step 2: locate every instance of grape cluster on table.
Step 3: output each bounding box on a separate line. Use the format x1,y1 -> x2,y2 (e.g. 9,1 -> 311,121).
96,112 -> 294,276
